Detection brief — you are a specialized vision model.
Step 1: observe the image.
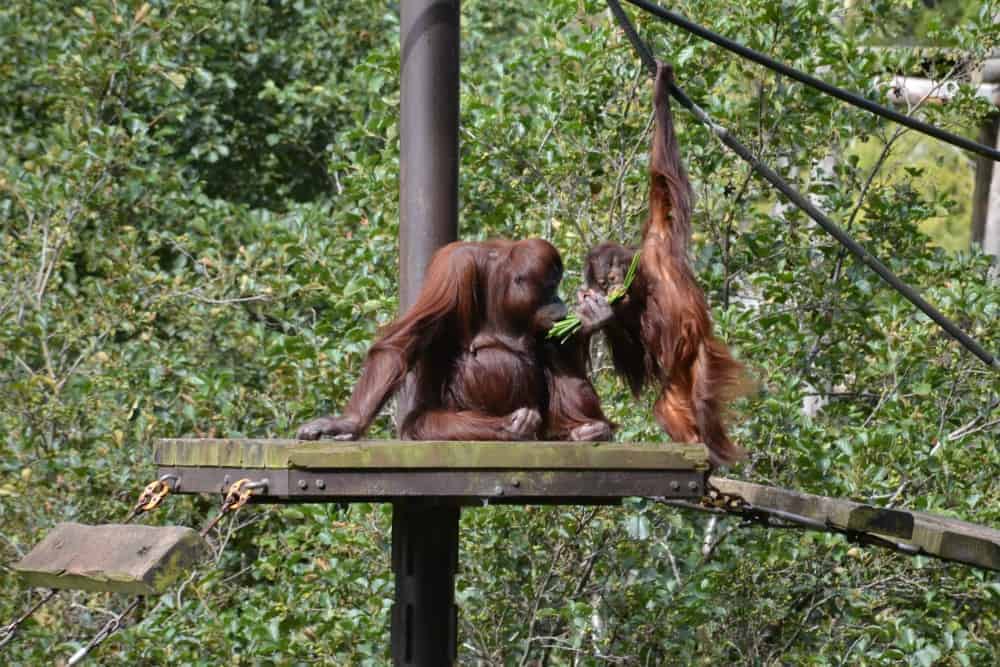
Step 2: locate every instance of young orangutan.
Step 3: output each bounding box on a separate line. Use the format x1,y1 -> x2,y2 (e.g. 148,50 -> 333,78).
580,62 -> 749,466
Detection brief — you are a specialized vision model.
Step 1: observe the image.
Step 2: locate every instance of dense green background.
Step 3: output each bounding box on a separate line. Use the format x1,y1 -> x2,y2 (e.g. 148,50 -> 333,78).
2,1 -> 997,664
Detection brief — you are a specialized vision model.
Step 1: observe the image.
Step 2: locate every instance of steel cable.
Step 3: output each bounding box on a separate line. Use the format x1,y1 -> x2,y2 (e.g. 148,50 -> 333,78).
624,0 -> 1000,162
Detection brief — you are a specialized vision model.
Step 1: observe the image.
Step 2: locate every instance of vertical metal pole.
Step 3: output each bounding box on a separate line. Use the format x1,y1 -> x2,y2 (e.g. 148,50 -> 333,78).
399,0 -> 460,312
971,115 -> 997,249
976,54 -> 1000,259
391,503 -> 460,666
393,1 -> 461,665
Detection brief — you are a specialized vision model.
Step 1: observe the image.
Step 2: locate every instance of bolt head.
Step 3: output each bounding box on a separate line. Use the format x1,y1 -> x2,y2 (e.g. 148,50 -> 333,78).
297,479 -> 308,490
315,479 -> 326,489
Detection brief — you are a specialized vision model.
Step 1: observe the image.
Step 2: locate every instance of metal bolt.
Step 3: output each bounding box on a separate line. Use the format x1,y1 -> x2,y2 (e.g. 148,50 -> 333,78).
315,479 -> 326,490
512,479 -> 521,488
494,485 -> 504,496
297,479 -> 308,490
688,481 -> 699,491
670,481 -> 680,491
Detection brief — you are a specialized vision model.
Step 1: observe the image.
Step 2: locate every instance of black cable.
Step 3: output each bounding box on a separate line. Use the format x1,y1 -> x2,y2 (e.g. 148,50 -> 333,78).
605,0 -> 998,369
624,0 -> 1000,162
606,0 -> 656,75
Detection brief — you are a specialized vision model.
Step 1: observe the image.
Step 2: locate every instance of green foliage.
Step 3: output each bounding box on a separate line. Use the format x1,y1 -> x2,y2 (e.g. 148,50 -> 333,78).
849,131 -> 974,251
865,0 -> 986,47
1,0 -> 997,665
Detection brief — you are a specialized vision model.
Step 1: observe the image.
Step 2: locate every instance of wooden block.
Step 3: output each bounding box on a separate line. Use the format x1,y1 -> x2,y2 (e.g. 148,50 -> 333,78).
14,523 -> 210,595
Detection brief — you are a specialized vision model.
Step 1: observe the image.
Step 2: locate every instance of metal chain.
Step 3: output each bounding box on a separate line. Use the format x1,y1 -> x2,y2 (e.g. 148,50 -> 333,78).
699,481 -> 749,512
67,598 -> 141,666
200,478 -> 266,537
124,475 -> 177,523
0,590 -> 58,650
699,482 -> 807,527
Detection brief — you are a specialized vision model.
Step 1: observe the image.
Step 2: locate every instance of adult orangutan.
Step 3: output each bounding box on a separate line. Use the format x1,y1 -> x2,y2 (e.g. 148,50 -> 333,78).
580,62 -> 748,466
297,238 -> 614,442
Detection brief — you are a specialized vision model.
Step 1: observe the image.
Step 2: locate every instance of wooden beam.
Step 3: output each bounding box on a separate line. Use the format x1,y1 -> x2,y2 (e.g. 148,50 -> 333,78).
711,477 -> 914,537
710,477 -> 1000,571
906,508 -> 1000,571
14,523 -> 210,595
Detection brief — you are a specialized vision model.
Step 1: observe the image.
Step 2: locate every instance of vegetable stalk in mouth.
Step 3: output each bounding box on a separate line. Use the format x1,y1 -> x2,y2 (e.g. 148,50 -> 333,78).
547,251 -> 640,343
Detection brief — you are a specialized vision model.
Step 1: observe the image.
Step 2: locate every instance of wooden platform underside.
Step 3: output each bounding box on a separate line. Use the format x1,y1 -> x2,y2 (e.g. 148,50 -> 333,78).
154,439 -> 710,503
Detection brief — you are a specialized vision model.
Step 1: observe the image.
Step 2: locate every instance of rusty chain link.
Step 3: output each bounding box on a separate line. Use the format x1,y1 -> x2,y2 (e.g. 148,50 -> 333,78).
699,481 -> 749,512
124,475 -> 177,523
654,480 -> 771,527
199,478 -> 266,537
698,482 -> 788,527
662,481 -> 926,559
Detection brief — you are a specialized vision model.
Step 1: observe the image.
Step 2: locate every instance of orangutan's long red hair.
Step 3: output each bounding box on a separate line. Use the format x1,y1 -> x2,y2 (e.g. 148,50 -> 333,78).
585,63 -> 749,466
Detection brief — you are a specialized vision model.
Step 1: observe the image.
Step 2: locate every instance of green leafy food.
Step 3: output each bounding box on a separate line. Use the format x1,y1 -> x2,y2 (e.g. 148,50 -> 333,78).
547,250 -> 640,342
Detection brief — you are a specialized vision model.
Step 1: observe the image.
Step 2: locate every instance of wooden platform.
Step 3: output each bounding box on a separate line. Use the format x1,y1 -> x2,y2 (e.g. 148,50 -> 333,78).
154,439 -> 710,504
152,439 -> 998,571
